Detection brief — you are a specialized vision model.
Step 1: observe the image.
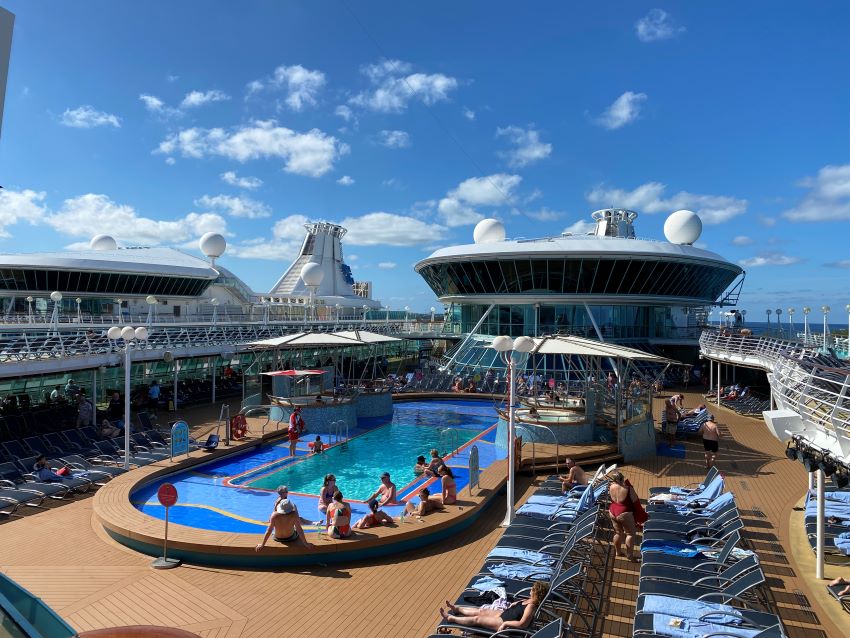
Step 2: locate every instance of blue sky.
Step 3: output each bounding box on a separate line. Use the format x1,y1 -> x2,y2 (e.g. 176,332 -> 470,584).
1,1 -> 848,314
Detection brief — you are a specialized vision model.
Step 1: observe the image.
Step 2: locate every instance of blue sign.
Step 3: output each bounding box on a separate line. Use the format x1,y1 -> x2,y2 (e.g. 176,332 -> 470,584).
170,420 -> 190,459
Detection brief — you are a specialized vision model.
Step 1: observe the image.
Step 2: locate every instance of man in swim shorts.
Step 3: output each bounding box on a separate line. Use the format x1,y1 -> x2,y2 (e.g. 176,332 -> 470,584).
255,487 -> 312,550
367,472 -> 397,506
698,415 -> 720,469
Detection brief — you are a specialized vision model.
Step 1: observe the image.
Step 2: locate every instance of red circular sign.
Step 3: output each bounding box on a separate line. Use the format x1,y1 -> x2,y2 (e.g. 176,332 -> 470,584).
157,483 -> 178,508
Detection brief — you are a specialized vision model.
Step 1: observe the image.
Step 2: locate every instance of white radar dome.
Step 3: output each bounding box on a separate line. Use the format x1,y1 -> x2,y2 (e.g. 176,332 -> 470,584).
473,218 -> 506,244
90,234 -> 118,251
199,232 -> 226,259
300,262 -> 325,287
664,210 -> 702,245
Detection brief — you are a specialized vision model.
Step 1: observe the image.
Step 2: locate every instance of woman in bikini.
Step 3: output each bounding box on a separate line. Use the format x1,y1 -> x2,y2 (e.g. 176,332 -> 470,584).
438,465 -> 457,505
608,471 -> 642,562
317,474 -> 336,517
326,490 -> 352,539
353,498 -> 394,529
439,581 -> 549,632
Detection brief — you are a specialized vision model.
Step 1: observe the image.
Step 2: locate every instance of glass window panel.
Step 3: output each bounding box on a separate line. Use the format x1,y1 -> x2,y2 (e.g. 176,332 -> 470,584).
498,261 -> 519,293
514,259 -> 533,292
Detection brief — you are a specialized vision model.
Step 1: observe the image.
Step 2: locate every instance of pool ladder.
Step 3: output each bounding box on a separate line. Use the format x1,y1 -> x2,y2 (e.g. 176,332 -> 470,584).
330,419 -> 349,448
439,427 -> 460,457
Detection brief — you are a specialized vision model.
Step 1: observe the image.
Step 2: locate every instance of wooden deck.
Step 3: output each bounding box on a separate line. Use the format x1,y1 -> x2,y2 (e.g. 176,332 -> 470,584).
1,394 -> 849,637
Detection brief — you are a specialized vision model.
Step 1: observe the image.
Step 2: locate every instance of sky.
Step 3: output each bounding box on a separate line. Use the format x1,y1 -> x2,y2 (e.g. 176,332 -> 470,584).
1,1 -> 849,315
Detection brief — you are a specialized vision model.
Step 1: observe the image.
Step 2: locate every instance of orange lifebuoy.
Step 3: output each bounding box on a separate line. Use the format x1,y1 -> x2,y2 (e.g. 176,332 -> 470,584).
230,415 -> 248,440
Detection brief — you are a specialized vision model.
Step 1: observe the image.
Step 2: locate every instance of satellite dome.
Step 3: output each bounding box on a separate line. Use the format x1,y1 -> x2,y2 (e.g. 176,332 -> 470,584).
664,210 -> 702,245
300,262 -> 324,287
199,232 -> 226,259
473,218 -> 506,244
90,234 -> 118,251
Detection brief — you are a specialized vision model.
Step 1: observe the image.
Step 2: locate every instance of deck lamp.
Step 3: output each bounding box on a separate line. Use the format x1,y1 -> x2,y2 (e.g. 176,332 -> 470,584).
75,297 -> 83,323
819,456 -> 837,477
404,306 -> 410,324
210,298 -> 219,325
803,307 -> 811,345
362,304 -> 369,325
335,303 -> 341,323
108,325 -> 148,469
775,309 -> 782,337
146,295 -> 158,327
492,334 -> 536,526
49,291 -> 63,332
765,309 -> 772,335
784,441 -> 798,461
430,306 -> 436,323
802,450 -> 818,473
787,308 -> 795,337
821,305 -> 831,351
116,298 -> 123,323
25,296 -> 33,324
846,304 -> 850,355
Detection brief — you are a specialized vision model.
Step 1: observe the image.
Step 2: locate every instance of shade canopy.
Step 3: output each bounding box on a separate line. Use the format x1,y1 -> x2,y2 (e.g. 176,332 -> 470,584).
247,330 -> 400,349
333,330 -> 402,344
261,369 -> 327,377
495,334 -> 677,363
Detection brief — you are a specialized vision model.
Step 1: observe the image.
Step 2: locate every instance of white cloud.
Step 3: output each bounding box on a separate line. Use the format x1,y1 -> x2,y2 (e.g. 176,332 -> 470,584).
731,235 -> 754,246
60,105 -> 121,129
377,262 -> 397,269
180,89 -> 230,108
586,182 -> 747,224
783,163 -> 850,221
739,252 -> 803,267
45,193 -> 226,245
463,107 -> 475,121
350,59 -> 458,113
195,194 -> 271,219
220,171 -> 263,190
157,120 -> 348,177
450,174 -> 522,206
139,93 -> 183,118
165,157 -> 176,166
0,188 -> 48,237
758,216 -> 777,227
562,219 -> 596,235
341,212 -> 447,246
245,80 -> 264,96
335,105 -> 354,121
167,74 -> 179,83
437,197 -> 483,228
595,92 -> 647,130
347,254 -> 359,261
229,214 -> 309,261
636,9 -> 685,42
271,64 -> 326,110
496,126 -> 552,167
525,208 -> 562,222
337,175 -> 355,186
378,129 -> 411,149
825,259 -> 850,268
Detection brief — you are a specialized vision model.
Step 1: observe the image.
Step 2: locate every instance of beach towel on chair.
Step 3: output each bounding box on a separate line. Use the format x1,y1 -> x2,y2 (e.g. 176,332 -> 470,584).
834,532 -> 850,555
487,547 -> 556,566
640,595 -> 743,625
487,562 -> 553,580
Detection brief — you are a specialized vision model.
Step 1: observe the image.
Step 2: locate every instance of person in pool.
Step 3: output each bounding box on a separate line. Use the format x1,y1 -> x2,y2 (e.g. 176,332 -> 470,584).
312,435 -> 324,454
353,498 -> 394,529
326,490 -> 352,539
439,581 -> 549,632
255,486 -> 312,550
425,449 -> 445,477
413,455 -> 428,474
367,472 -> 397,506
318,474 -> 336,516
438,465 -> 457,505
403,487 -> 443,518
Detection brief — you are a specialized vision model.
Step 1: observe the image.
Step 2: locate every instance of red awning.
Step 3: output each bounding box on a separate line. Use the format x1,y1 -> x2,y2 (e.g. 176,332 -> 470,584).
261,369 -> 328,377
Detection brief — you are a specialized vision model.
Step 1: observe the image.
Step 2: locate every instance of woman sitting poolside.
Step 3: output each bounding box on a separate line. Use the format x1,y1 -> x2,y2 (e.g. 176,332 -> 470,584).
439,581 -> 548,633
403,487 -> 443,518
318,474 -> 336,516
439,465 -> 457,505
326,490 -> 352,539
353,498 -> 394,529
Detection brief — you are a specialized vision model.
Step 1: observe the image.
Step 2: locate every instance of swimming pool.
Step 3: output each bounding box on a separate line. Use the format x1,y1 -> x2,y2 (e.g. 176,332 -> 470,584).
131,400 -> 504,534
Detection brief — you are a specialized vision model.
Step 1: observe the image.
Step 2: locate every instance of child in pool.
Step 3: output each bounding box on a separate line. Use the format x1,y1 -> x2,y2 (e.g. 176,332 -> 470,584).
413,455 -> 427,474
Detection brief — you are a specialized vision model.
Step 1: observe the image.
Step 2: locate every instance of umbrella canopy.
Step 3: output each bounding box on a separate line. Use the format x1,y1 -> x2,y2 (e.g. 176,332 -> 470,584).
333,330 -> 402,344
261,369 -> 327,376
247,330 -> 400,349
524,335 -> 676,363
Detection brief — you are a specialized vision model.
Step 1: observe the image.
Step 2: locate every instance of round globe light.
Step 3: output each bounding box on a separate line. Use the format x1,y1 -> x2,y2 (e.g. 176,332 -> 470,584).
163,351 -> 174,363
146,295 -> 157,305
75,297 -> 82,304
822,305 -> 831,313
430,306 -> 436,313
362,304 -> 369,310
199,232 -> 226,258
89,234 -> 118,251
121,326 -> 136,341
300,262 -> 324,287
513,336 -> 536,353
210,297 -> 219,306
134,327 -> 149,341
404,306 -> 410,312
107,326 -> 122,340
663,210 -> 703,245
473,218 -> 506,244
26,296 -> 33,303
50,291 -> 63,302
492,335 -> 514,352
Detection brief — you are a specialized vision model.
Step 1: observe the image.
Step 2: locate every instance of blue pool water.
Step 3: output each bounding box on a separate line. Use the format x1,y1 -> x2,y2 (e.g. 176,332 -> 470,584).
131,400 -> 504,534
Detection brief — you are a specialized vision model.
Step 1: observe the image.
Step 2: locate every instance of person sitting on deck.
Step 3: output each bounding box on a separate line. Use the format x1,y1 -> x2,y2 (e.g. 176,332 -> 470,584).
829,577 -> 850,597
32,455 -> 71,482
403,487 -> 443,518
528,407 -> 539,418
326,490 -> 352,539
438,465 -> 457,505
720,387 -> 742,401
99,419 -> 121,439
559,459 -> 588,492
255,487 -> 312,550
465,379 -> 476,393
367,472 -> 397,506
451,378 -> 463,393
353,498 -> 394,529
314,394 -> 324,404
312,436 -> 324,454
439,581 -> 549,633
683,403 -> 707,418
413,455 -> 428,474
425,449 -> 445,477
318,474 -> 336,516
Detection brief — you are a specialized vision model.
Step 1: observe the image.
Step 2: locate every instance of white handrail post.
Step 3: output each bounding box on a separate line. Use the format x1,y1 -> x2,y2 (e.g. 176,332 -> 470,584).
816,469 -> 825,579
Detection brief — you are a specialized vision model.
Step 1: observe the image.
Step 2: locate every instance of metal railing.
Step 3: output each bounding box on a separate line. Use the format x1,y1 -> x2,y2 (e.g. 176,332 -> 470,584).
699,330 -> 850,460
439,427 -> 460,457
329,419 -> 349,446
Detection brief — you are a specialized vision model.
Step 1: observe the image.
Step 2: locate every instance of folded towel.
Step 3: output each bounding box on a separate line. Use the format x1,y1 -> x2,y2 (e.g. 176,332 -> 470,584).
640,540 -> 703,558
486,547 -> 555,566
469,576 -> 505,595
834,532 -> 850,555
640,595 -> 742,625
651,613 -> 762,638
487,562 -> 552,580
527,494 -> 572,506
516,502 -> 579,520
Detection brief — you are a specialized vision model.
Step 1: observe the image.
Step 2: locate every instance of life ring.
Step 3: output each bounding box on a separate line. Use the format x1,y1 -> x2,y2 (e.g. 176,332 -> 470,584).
230,415 -> 248,440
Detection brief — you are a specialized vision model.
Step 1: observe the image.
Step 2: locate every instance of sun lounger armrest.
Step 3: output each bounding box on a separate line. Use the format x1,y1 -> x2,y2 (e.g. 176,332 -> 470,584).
691,560 -> 726,572
0,479 -> 17,489
22,472 -> 39,481
65,462 -> 87,471
689,534 -> 724,544
133,444 -> 151,452
696,592 -> 752,606
697,610 -> 747,623
691,574 -> 734,588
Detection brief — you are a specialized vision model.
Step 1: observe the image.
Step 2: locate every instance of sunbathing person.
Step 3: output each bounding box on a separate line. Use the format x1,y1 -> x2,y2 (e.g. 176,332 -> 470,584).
683,403 -> 707,418
255,488 -> 312,550
413,455 -> 428,475
326,490 -> 352,539
439,581 -> 549,632
403,487 -> 443,518
438,465 -> 457,505
367,472 -> 397,506
830,577 -> 850,597
559,458 -> 588,492
353,498 -> 394,529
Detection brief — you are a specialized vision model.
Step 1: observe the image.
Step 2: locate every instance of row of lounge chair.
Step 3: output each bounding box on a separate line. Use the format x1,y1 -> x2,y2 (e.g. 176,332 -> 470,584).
430,464 -> 618,638
803,487 -> 850,612
635,469 -> 786,637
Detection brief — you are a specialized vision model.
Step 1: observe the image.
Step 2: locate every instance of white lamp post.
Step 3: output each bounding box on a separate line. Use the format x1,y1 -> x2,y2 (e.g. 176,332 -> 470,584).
335,303 -> 342,324
385,306 -> 390,325
741,309 -> 747,326
491,334 -> 535,526
49,291 -> 63,333
787,307 -> 795,338
145,295 -> 158,327
430,306 -> 436,323
26,296 -> 33,324
765,309 -> 772,336
803,306 -> 811,345
107,325 -> 148,469
822,305 -> 831,351
75,297 -> 83,323
846,304 -> 850,355
362,304 -> 369,326
210,298 -> 219,325
775,308 -> 782,338
404,305 -> 410,327
116,298 -> 123,324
